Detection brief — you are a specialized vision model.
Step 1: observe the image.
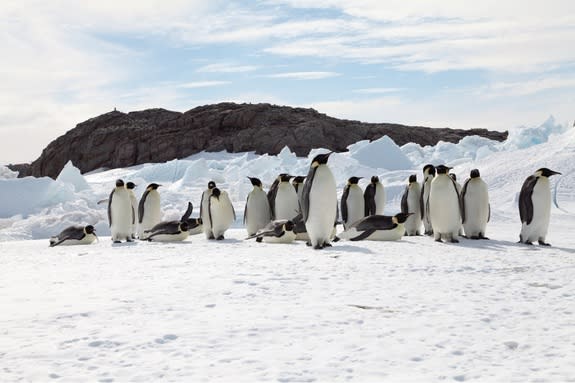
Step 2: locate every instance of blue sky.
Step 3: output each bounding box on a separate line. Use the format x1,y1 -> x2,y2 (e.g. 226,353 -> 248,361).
1,0 -> 574,164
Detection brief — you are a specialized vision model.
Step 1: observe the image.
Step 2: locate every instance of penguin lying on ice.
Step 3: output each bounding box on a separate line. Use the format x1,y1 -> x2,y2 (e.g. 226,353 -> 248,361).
49,225 -> 98,247
145,221 -> 190,242
180,202 -> 203,236
337,213 -> 412,241
246,220 -> 296,243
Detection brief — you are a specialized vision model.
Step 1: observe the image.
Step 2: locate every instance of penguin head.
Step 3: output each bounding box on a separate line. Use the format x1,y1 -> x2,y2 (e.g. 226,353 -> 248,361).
423,164 -> 436,177
449,173 -> 457,181
408,174 -> 417,184
370,176 -> 379,184
247,177 -> 262,187
393,212 -> 413,224
115,179 -> 125,187
284,220 -> 295,232
348,176 -> 362,185
84,225 -> 96,234
292,176 -> 306,184
179,221 -> 190,232
311,152 -> 333,167
536,168 -> 561,177
208,181 -> 216,189
470,169 -> 481,178
435,165 -> 451,174
147,183 -> 161,190
126,182 -> 136,190
278,173 -> 293,182
211,187 -> 221,199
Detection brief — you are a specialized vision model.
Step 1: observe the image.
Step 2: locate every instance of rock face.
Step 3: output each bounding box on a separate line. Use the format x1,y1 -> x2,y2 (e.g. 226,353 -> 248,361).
10,103 -> 508,178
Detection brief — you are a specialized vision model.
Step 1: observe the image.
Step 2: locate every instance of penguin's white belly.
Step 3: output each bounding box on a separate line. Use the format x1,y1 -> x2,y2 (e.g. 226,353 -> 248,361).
343,225 -> 405,241
263,231 -> 296,243
305,167 -> 337,247
295,232 -> 310,241
188,225 -> 203,236
211,196 -> 235,238
521,179 -> 551,242
111,190 -> 132,241
139,193 -> 161,239
201,191 -> 213,238
463,181 -> 489,237
50,234 -> 97,246
275,185 -> 299,220
246,190 -> 271,235
344,187 -> 365,228
374,184 -> 386,214
149,231 -> 189,242
429,179 -> 460,235
404,187 -> 422,235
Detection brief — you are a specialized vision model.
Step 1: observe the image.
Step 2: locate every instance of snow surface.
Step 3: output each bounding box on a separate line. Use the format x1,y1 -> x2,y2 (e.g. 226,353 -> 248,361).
1,117 -> 575,381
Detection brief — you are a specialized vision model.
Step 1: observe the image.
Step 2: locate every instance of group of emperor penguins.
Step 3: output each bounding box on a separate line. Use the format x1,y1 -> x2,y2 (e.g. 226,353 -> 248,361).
49,152 -> 561,249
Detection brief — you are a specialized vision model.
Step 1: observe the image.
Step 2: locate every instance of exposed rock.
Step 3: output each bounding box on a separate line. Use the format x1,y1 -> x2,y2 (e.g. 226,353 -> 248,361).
9,103 -> 508,178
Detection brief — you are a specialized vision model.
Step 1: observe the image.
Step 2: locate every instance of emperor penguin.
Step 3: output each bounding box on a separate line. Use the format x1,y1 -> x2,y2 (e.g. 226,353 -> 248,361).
337,213 -> 412,241
49,225 -> 97,247
364,176 -> 386,216
519,168 -> 561,245
461,169 -> 490,239
246,219 -> 296,244
401,174 -> 422,236
126,182 -> 138,239
209,187 -> 236,240
301,152 -> 337,249
200,181 -> 217,239
245,177 -> 272,236
429,165 -> 462,243
341,176 -> 364,229
108,179 -> 134,243
292,176 -> 306,208
146,221 -> 189,242
420,164 -> 436,235
180,202 -> 203,235
268,174 -> 299,220
138,183 -> 162,240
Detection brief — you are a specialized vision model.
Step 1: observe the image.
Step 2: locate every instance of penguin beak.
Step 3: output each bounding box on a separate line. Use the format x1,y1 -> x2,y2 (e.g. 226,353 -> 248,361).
550,170 -> 562,176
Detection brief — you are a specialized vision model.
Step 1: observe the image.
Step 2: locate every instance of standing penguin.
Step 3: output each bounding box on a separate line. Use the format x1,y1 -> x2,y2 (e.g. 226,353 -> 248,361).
209,187 -> 236,240
108,179 -> 133,243
268,174 -> 299,220
200,181 -> 217,239
429,165 -> 462,243
301,152 -> 337,249
364,176 -> 386,216
401,174 -> 422,236
461,169 -> 490,239
49,225 -> 97,247
292,176 -> 306,208
341,176 -> 364,229
138,183 -> 162,240
244,177 -> 272,236
420,164 -> 436,235
519,168 -> 561,245
126,182 -> 138,239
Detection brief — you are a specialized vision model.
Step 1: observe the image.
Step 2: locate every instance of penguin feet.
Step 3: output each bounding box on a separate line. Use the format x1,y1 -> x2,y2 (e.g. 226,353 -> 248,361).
209,235 -> 215,240
332,236 -> 341,242
470,235 -> 480,240
113,240 -> 122,244
126,238 -> 133,242
450,238 -> 460,243
323,243 -> 332,248
523,241 -> 534,245
216,235 -> 225,240
306,241 -> 312,247
314,245 -> 323,250
435,238 -> 443,243
538,240 -> 551,246
479,234 -> 490,240
256,237 -> 263,243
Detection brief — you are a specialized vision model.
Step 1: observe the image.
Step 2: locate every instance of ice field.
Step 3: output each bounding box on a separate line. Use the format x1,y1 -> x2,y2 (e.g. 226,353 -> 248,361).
1,117 -> 574,382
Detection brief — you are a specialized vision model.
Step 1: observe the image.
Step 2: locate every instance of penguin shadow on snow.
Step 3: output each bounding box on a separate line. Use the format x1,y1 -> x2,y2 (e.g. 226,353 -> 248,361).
319,244 -> 374,255
454,236 -> 575,254
110,241 -> 138,248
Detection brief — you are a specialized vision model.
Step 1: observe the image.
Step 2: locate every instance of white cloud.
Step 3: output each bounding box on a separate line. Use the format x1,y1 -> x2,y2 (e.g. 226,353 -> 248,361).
265,72 -> 340,80
176,81 -> 231,89
353,88 -> 404,94
478,77 -> 575,97
196,63 -> 259,73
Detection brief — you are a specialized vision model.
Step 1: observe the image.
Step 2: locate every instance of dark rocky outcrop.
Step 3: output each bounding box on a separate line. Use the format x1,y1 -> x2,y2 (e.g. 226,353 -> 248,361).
9,102 -> 508,178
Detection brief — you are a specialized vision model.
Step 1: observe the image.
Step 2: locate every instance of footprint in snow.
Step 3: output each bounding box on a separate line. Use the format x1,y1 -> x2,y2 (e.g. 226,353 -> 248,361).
155,334 -> 178,344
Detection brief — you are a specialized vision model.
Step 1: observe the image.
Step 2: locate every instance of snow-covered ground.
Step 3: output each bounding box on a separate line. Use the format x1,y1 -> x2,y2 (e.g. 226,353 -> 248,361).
1,117 -> 574,382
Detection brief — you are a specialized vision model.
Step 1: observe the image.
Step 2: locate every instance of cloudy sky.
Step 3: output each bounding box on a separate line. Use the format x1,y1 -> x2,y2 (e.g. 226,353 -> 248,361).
2,0 -> 574,164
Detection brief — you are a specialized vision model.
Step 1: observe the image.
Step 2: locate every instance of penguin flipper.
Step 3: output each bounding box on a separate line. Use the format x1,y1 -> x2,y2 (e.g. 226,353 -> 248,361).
364,185 -> 375,216
107,190 -> 114,227
181,202 -> 193,222
350,229 -> 376,241
50,236 -> 72,247
341,185 -> 349,223
400,186 -> 409,214
243,194 -> 249,225
419,182 -> 425,219
301,167 -> 316,222
138,189 -> 151,224
460,178 -> 471,224
267,179 -> 280,220
519,175 -> 537,225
